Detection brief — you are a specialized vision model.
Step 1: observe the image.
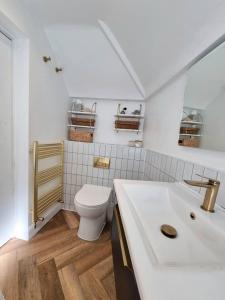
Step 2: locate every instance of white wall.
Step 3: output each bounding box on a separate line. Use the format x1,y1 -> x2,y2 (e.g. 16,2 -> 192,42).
75,99 -> 145,145
0,0 -> 69,141
0,33 -> 14,246
0,0 -> 69,235
144,74 -> 225,172
46,25 -> 144,100
13,38 -> 30,239
201,90 -> 225,151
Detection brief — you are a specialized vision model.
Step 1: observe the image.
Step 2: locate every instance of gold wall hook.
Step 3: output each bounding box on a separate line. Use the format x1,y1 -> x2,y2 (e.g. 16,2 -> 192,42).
43,56 -> 51,63
55,67 -> 63,73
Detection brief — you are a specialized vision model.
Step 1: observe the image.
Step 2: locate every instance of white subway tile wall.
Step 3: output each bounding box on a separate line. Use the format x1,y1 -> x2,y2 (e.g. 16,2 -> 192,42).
63,141 -> 225,211
63,141 -> 145,211
144,150 -> 225,208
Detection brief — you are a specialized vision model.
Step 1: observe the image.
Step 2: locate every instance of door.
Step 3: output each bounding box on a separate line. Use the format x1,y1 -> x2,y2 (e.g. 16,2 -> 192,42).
0,31 -> 14,247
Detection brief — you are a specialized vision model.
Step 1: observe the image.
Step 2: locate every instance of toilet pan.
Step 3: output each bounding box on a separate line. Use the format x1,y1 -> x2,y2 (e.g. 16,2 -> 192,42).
75,184 -> 111,241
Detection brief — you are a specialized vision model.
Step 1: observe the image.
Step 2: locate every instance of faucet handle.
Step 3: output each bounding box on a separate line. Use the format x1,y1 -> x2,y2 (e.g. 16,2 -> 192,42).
195,174 -> 220,185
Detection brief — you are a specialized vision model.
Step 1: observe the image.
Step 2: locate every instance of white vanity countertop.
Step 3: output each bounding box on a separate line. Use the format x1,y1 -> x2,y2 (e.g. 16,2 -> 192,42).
114,179 -> 225,300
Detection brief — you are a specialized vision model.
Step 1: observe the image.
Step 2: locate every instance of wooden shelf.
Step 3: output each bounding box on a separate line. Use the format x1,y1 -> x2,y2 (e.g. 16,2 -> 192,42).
181,120 -> 203,125
67,124 -> 95,129
68,111 -> 96,116
114,128 -> 141,133
114,104 -> 144,133
179,133 -> 202,137
114,114 -> 144,119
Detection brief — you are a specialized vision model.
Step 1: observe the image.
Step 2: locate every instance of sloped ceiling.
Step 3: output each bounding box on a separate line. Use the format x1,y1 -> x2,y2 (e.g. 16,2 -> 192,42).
46,25 -> 144,100
22,0 -> 225,99
104,0 -> 225,97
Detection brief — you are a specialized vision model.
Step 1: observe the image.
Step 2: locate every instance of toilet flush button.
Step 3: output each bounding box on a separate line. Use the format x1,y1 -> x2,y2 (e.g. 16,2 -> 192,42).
93,157 -> 110,169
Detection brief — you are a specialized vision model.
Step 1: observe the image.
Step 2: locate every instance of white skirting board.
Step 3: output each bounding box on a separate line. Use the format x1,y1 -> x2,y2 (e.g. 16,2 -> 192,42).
28,202 -> 62,239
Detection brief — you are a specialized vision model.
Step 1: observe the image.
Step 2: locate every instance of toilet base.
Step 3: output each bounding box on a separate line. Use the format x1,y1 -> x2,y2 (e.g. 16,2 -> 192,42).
77,212 -> 106,241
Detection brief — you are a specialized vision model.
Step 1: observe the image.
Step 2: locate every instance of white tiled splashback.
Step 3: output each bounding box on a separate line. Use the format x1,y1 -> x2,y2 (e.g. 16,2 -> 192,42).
63,141 -> 225,211
144,150 -> 225,208
63,141 -> 145,210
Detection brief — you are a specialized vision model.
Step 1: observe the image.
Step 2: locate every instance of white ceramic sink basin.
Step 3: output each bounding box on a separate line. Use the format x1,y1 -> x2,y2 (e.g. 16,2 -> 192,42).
114,179 -> 225,300
121,181 -> 225,268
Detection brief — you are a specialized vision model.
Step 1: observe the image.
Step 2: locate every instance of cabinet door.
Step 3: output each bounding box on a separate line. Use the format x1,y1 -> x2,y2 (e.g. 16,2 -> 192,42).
111,206 -> 140,300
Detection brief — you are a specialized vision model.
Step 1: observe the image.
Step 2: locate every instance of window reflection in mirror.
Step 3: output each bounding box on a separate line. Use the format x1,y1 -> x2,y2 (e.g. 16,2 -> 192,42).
179,41 -> 225,151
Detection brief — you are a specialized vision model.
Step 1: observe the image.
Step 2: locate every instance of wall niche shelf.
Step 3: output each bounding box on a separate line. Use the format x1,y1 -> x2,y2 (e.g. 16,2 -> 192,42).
68,102 -> 97,143
114,104 -> 143,134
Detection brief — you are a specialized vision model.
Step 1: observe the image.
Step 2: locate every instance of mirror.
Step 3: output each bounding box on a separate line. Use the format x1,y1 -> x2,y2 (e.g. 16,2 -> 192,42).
179,41 -> 225,151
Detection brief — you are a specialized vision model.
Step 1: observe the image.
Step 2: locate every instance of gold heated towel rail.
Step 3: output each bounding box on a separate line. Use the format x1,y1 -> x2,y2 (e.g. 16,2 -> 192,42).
32,141 -> 64,227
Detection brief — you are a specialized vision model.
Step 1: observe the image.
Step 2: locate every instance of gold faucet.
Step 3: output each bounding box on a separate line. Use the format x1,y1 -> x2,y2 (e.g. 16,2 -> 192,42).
184,175 -> 220,213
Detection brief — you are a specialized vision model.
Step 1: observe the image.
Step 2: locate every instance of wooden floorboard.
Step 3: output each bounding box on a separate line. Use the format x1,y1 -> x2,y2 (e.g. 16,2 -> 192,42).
18,256 -> 42,300
36,237 -> 82,265
0,210 -> 116,300
102,272 -> 116,300
58,264 -> 86,300
0,239 -> 27,256
0,252 -> 18,300
38,259 -> 65,300
61,210 -> 80,229
74,242 -> 112,275
90,255 -> 114,280
80,272 -> 110,300
17,228 -> 76,261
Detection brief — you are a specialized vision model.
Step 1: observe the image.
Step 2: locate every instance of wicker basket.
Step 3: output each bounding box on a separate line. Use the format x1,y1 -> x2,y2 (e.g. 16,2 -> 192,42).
179,138 -> 199,148
180,127 -> 200,135
71,117 -> 95,127
115,120 -> 140,130
69,128 -> 93,143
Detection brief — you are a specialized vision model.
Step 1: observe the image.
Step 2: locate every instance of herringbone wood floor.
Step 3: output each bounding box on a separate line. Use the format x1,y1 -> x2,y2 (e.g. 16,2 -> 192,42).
0,210 -> 116,300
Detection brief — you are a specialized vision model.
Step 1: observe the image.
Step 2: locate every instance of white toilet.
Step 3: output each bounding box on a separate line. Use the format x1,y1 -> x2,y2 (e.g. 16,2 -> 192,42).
74,184 -> 112,241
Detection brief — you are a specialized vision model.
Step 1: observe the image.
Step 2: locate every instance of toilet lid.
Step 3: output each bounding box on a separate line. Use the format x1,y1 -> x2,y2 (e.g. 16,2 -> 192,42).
75,184 -> 112,207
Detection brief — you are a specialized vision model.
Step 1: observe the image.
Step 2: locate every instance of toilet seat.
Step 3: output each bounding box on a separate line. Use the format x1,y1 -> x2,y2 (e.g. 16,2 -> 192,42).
75,184 -> 111,208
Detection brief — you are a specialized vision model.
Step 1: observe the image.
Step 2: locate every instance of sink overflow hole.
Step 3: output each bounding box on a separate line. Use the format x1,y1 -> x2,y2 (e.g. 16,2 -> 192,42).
190,212 -> 196,220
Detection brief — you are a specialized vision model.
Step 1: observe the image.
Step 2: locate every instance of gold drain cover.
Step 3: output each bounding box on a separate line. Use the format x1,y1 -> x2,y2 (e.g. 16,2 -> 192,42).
160,224 -> 177,239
